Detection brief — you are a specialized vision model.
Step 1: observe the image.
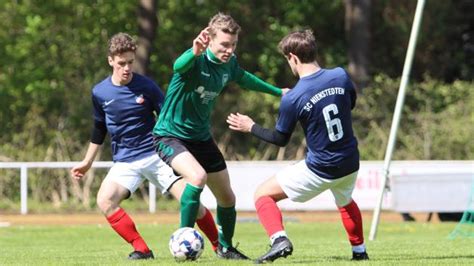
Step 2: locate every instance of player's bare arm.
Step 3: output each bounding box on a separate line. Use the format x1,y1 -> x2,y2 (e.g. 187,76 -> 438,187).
70,143 -> 101,180
192,27 -> 210,56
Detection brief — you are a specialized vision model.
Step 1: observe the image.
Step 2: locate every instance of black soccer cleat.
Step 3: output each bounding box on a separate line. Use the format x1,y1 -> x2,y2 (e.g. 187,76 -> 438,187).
352,251 -> 369,261
216,244 -> 250,260
255,236 -> 293,264
128,250 -> 154,260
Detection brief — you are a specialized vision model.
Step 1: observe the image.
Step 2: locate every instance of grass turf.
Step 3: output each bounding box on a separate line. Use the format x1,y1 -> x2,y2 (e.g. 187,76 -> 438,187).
0,221 -> 473,265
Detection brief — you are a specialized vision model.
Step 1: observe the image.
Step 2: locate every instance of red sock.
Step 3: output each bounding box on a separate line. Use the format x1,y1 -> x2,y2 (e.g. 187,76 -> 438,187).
196,207 -> 219,251
255,196 -> 284,237
338,200 -> 364,245
106,208 -> 150,253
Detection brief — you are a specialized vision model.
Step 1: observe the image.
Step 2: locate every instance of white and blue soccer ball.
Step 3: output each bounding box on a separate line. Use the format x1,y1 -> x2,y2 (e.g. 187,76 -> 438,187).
169,227 -> 204,261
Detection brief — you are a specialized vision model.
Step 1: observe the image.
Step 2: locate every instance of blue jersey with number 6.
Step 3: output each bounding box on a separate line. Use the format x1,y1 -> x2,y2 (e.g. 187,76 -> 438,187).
276,67 -> 359,179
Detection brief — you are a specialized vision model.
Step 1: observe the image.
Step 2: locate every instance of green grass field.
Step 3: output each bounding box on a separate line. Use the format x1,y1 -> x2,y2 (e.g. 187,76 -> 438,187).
1,221 -> 473,265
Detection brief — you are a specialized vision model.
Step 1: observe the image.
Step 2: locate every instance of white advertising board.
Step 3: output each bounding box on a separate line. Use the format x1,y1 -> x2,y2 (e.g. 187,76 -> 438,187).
200,161 -> 473,211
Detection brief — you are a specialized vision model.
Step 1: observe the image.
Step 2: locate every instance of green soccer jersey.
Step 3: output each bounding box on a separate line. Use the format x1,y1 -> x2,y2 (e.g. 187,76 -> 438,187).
154,48 -> 281,141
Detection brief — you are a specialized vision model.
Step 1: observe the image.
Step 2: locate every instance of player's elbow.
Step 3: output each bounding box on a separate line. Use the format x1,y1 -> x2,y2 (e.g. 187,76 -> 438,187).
273,140 -> 288,147
272,131 -> 290,147
276,139 -> 289,147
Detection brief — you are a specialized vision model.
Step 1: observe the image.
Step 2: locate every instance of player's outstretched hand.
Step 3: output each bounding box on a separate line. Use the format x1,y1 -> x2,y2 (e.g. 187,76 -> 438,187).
193,27 -> 210,56
227,112 -> 255,133
70,161 -> 91,180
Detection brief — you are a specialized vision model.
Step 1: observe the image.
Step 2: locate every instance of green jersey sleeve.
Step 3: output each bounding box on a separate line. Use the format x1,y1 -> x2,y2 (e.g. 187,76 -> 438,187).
236,71 -> 282,96
173,48 -> 196,74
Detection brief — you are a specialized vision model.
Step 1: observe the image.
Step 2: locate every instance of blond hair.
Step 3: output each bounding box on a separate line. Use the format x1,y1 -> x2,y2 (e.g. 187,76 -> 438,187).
208,13 -> 241,38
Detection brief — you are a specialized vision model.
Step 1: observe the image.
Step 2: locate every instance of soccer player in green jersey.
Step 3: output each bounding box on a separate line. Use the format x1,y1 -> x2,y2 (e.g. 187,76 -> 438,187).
153,13 -> 287,260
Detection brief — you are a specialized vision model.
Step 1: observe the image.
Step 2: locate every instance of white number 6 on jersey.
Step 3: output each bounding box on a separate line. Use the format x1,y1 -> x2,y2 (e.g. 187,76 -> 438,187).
322,104 -> 344,142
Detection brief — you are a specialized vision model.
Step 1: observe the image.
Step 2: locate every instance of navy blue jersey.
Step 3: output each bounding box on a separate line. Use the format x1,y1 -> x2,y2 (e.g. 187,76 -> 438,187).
276,67 -> 359,179
92,73 -> 164,162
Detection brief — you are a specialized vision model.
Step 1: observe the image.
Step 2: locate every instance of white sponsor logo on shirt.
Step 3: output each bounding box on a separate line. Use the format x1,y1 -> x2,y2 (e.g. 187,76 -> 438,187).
195,86 -> 219,105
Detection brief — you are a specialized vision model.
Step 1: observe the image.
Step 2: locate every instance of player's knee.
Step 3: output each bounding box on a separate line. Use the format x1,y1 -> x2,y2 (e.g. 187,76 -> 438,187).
188,170 -> 207,187
253,192 -> 262,203
253,186 -> 267,201
96,196 -> 116,214
213,188 -> 235,207
219,192 -> 235,206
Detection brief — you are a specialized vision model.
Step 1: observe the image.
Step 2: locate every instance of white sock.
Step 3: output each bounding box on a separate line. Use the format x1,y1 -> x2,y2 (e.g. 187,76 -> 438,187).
352,243 -> 366,253
270,231 -> 287,245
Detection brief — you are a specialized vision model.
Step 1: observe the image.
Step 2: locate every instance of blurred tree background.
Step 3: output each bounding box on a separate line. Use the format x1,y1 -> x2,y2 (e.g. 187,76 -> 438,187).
0,0 -> 472,211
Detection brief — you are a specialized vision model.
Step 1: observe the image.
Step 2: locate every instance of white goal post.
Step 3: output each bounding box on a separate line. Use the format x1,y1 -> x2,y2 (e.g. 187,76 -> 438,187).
368,0 -> 426,241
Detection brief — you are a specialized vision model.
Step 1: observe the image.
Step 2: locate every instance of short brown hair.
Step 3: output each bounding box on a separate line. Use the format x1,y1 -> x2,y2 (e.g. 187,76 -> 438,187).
278,29 -> 317,63
208,13 -> 241,38
108,32 -> 137,57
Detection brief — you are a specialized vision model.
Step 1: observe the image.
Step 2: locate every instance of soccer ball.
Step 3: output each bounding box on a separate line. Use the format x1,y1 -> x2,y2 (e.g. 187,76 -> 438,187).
169,227 -> 204,261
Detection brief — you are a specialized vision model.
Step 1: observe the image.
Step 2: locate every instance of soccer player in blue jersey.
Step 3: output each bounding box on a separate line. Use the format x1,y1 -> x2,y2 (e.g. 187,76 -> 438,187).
227,29 -> 369,263
70,33 -> 219,260
153,13 -> 288,260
